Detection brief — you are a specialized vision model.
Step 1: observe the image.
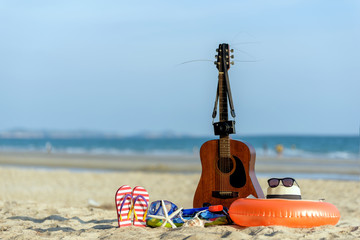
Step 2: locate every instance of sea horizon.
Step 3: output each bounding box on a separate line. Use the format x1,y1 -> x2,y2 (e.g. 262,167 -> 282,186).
0,130 -> 359,160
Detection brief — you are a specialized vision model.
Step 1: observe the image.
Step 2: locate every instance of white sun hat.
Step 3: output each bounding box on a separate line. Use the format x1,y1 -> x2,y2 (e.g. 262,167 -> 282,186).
266,177 -> 301,200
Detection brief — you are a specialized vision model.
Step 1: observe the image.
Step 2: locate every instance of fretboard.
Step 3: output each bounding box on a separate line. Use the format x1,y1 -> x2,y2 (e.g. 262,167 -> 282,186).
218,72 -> 228,122
219,136 -> 231,158
218,67 -> 230,158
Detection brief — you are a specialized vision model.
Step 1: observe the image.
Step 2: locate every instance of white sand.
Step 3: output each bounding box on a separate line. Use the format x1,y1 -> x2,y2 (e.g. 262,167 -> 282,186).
0,153 -> 359,239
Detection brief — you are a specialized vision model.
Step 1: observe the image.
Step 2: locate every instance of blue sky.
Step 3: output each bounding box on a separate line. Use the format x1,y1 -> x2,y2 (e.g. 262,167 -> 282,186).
0,0 -> 359,136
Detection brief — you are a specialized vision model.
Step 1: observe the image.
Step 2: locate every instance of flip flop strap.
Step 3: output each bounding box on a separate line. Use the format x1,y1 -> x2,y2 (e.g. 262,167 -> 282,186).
132,195 -> 149,222
118,194 -> 133,221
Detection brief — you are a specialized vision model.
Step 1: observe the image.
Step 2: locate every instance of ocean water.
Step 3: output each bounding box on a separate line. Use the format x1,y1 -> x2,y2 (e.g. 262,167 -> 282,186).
0,135 -> 359,160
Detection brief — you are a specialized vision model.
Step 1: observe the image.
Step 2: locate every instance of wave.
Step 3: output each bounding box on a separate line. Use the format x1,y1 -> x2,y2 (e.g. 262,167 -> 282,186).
1,144 -> 358,160
0,145 -> 197,157
256,147 -> 359,160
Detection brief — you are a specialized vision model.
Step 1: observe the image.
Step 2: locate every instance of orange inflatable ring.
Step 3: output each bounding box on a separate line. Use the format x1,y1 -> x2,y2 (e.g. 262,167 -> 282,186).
229,198 -> 340,228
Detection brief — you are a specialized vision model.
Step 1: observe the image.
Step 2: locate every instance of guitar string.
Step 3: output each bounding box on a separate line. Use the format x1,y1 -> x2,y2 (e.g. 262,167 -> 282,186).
218,44 -> 232,192
219,48 -> 227,192
219,72 -> 223,192
218,72 -> 222,192
219,72 -> 228,192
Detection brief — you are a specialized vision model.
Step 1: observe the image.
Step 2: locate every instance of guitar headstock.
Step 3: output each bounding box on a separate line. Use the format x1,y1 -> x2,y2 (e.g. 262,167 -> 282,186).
215,43 -> 234,71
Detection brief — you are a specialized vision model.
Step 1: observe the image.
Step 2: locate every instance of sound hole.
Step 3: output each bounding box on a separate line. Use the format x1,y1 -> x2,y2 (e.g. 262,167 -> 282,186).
217,157 -> 233,173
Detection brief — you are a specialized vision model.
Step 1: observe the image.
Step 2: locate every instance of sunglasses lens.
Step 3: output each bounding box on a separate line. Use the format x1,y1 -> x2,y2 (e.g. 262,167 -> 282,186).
282,178 -> 294,187
268,178 -> 280,188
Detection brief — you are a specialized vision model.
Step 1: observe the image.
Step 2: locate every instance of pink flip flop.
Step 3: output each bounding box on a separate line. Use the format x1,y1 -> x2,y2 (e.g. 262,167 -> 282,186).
131,186 -> 149,227
115,185 -> 133,227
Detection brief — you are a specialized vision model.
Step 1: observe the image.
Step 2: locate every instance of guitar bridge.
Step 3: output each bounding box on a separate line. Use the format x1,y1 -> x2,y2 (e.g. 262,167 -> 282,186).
212,191 -> 239,199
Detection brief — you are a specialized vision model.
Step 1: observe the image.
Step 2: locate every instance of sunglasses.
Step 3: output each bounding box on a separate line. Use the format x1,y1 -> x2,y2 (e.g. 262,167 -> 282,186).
267,177 -> 299,188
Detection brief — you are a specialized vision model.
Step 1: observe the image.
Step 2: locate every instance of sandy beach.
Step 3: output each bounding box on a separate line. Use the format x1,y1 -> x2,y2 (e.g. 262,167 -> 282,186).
0,152 -> 359,239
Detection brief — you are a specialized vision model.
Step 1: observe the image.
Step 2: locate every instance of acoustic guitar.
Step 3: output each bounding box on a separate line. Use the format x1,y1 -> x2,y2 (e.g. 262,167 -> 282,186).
193,43 -> 264,208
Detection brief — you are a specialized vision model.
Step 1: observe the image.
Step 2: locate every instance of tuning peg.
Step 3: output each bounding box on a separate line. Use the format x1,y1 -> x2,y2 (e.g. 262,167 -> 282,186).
214,61 -> 219,65
231,61 -> 234,65
215,55 -> 218,59
230,49 -> 234,53
231,55 -> 234,59
216,48 -> 219,52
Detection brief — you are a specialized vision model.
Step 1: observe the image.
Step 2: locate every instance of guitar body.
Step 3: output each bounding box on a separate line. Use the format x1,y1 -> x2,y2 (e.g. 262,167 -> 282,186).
193,139 -> 264,208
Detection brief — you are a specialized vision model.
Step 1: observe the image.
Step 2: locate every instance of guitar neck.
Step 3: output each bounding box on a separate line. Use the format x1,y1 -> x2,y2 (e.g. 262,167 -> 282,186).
219,136 -> 231,158
218,69 -> 231,158
217,44 -> 231,158
218,70 -> 228,122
